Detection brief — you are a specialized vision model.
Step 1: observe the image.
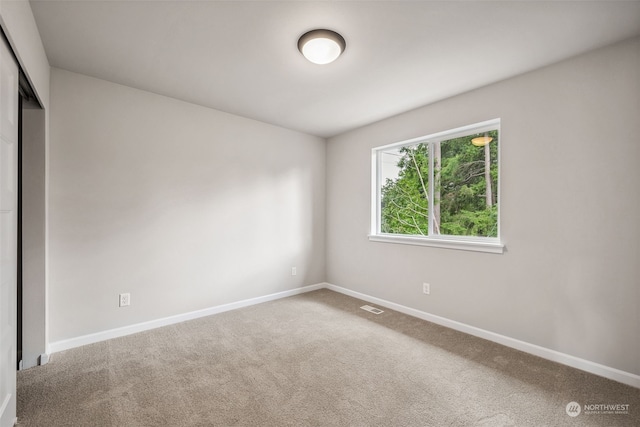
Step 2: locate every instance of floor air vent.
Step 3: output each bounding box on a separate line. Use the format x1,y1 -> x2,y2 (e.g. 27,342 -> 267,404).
360,305 -> 384,315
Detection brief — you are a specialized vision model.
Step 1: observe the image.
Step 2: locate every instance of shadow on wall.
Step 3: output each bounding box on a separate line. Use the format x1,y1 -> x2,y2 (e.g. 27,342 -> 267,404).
51,165 -> 322,341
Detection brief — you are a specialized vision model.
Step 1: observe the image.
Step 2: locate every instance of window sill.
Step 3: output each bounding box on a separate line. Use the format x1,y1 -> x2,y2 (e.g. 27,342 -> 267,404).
368,234 -> 505,254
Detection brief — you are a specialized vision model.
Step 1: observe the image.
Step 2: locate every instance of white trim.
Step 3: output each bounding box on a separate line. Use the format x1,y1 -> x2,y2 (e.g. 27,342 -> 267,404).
374,118 -> 501,151
428,142 -> 434,236
38,353 -> 49,366
370,150 -> 379,235
368,234 -> 504,254
48,283 -> 325,354
371,118 -> 502,250
326,283 -> 640,389
0,395 -> 16,427
45,281 -> 639,389
0,395 -> 10,417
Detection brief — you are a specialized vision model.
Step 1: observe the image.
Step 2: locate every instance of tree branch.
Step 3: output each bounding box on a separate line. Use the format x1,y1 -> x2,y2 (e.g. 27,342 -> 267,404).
409,150 -> 429,203
389,198 -> 428,219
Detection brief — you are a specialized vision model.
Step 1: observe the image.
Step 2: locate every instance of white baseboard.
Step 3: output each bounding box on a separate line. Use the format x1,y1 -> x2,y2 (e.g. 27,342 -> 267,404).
326,283 -> 640,389
0,395 -> 14,427
38,353 -> 50,366
48,283 -> 325,354
45,281 -> 639,389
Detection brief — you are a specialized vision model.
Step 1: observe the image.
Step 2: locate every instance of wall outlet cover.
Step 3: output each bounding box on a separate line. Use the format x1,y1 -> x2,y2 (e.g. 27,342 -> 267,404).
119,293 -> 131,307
423,283 -> 430,295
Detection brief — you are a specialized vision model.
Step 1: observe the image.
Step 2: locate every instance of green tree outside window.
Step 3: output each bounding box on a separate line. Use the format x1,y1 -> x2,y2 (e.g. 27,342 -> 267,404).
380,130 -> 498,238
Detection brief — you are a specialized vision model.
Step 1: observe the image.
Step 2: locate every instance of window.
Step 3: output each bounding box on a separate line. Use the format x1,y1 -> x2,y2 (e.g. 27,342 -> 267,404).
370,119 -> 503,253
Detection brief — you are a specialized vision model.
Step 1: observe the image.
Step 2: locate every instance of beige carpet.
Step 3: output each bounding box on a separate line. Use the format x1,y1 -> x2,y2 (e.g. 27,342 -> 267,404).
17,289 -> 640,426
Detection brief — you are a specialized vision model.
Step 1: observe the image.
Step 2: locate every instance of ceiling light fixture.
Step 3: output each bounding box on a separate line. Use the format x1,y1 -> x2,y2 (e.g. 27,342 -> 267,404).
471,134 -> 493,147
298,29 -> 346,65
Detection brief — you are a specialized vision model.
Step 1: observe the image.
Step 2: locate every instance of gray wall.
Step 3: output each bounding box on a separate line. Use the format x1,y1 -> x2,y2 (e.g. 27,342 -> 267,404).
47,37 -> 639,377
49,68 -> 326,342
21,107 -> 47,368
326,37 -> 640,376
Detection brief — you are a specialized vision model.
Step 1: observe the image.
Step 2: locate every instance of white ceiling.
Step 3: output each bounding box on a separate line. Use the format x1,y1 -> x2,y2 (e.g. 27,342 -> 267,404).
30,1 -> 640,138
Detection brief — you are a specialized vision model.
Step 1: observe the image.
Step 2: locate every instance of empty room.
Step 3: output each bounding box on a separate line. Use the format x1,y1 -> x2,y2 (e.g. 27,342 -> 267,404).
1,1 -> 639,426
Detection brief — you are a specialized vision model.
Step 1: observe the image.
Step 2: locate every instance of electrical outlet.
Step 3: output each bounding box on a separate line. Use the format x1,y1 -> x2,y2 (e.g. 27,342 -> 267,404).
423,283 -> 430,295
119,293 -> 130,307
291,267 -> 297,276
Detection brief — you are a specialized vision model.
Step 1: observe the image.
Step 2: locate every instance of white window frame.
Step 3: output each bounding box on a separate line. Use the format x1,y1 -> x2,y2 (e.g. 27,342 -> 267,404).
370,119 -> 504,254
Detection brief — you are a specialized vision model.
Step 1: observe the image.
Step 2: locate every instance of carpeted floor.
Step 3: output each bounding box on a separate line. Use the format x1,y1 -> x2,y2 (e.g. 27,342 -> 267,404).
17,289 -> 640,426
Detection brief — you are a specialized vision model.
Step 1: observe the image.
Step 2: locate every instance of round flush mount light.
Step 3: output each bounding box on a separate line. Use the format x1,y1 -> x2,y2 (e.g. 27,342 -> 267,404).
298,29 -> 346,65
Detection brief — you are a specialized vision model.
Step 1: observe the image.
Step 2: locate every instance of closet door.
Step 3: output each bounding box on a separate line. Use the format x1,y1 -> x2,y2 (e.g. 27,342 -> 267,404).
0,34 -> 19,427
